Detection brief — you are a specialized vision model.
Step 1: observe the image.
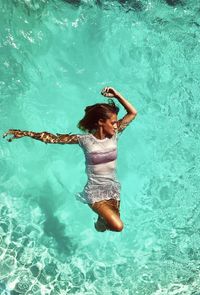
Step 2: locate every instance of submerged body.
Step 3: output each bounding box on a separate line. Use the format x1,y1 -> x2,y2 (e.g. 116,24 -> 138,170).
77,132 -> 120,204
3,87 -> 137,232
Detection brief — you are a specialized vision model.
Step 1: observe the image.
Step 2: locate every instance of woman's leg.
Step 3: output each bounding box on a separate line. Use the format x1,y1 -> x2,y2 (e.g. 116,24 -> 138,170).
95,215 -> 107,232
89,199 -> 123,232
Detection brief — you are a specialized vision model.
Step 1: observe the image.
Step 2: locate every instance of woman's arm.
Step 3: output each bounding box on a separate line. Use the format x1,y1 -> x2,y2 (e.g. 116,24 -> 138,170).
101,87 -> 137,132
3,129 -> 79,144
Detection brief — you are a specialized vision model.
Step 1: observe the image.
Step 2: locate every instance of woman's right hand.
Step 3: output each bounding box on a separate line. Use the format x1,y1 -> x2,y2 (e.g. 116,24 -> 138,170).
101,87 -> 120,98
3,129 -> 26,142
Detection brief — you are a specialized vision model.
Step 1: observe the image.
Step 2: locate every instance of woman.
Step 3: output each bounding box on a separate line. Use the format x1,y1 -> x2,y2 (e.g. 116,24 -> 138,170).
3,87 -> 137,232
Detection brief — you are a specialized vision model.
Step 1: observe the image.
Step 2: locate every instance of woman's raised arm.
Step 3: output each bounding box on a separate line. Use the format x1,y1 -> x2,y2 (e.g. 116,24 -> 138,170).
3,129 -> 79,144
101,86 -> 137,133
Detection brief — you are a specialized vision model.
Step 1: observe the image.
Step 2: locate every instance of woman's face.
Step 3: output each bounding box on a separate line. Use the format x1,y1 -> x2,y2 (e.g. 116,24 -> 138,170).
100,113 -> 118,137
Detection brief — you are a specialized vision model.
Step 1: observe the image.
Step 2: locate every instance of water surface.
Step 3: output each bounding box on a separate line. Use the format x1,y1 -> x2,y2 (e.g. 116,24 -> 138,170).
0,0 -> 200,294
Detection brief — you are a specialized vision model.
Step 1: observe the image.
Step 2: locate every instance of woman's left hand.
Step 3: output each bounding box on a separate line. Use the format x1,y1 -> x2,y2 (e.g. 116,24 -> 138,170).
3,129 -> 26,142
101,87 -> 120,98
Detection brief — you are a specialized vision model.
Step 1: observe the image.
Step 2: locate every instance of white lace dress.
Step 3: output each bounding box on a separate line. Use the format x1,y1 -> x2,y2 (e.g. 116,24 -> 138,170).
76,133 -> 121,205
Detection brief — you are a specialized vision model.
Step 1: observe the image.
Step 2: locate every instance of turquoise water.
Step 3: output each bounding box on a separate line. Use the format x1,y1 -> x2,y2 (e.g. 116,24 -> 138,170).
1,0 -> 200,294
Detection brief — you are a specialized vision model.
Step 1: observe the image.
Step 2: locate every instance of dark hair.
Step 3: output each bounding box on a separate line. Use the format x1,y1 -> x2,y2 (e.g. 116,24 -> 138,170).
77,99 -> 119,132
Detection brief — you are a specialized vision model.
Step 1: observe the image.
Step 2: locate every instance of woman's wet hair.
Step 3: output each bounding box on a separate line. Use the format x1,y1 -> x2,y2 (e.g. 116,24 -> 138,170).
77,99 -> 119,132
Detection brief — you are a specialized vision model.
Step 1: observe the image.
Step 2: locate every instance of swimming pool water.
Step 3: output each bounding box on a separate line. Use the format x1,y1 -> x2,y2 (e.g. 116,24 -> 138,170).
0,0 -> 200,294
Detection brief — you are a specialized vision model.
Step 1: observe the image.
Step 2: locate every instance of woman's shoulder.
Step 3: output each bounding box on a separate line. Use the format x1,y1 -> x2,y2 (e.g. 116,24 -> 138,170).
77,133 -> 92,147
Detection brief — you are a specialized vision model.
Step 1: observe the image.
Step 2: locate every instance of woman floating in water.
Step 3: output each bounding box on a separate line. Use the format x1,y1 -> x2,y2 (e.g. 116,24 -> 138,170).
3,87 -> 137,232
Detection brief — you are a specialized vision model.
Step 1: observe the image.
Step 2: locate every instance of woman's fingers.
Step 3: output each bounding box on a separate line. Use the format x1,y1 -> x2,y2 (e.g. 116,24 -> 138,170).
3,130 -> 12,138
101,87 -> 115,97
3,129 -> 22,141
3,130 -> 14,137
2,132 -> 9,138
3,133 -> 15,142
101,87 -> 107,95
106,93 -> 114,97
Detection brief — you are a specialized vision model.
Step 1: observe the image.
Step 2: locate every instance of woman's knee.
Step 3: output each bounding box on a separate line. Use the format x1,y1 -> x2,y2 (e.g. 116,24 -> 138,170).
108,219 -> 124,232
90,201 -> 123,232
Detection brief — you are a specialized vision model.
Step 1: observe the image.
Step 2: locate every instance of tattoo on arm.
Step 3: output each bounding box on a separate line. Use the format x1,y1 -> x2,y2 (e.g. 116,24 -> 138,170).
117,121 -> 130,133
27,131 -> 77,144
117,113 -> 136,133
3,129 -> 78,144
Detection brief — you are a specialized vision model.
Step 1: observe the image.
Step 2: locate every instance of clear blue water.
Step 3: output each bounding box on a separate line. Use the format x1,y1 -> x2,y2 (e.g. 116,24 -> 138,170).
0,0 -> 200,294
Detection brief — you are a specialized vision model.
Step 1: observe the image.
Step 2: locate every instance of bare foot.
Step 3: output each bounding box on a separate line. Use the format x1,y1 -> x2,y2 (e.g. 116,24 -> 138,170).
94,216 -> 107,232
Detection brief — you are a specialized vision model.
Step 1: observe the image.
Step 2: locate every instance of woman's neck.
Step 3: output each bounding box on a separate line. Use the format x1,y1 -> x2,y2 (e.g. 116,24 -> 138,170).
92,129 -> 105,140
92,128 -> 113,140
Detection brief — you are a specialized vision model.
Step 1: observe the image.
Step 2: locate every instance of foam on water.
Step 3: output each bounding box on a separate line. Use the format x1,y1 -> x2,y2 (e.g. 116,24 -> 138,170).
0,0 -> 200,294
